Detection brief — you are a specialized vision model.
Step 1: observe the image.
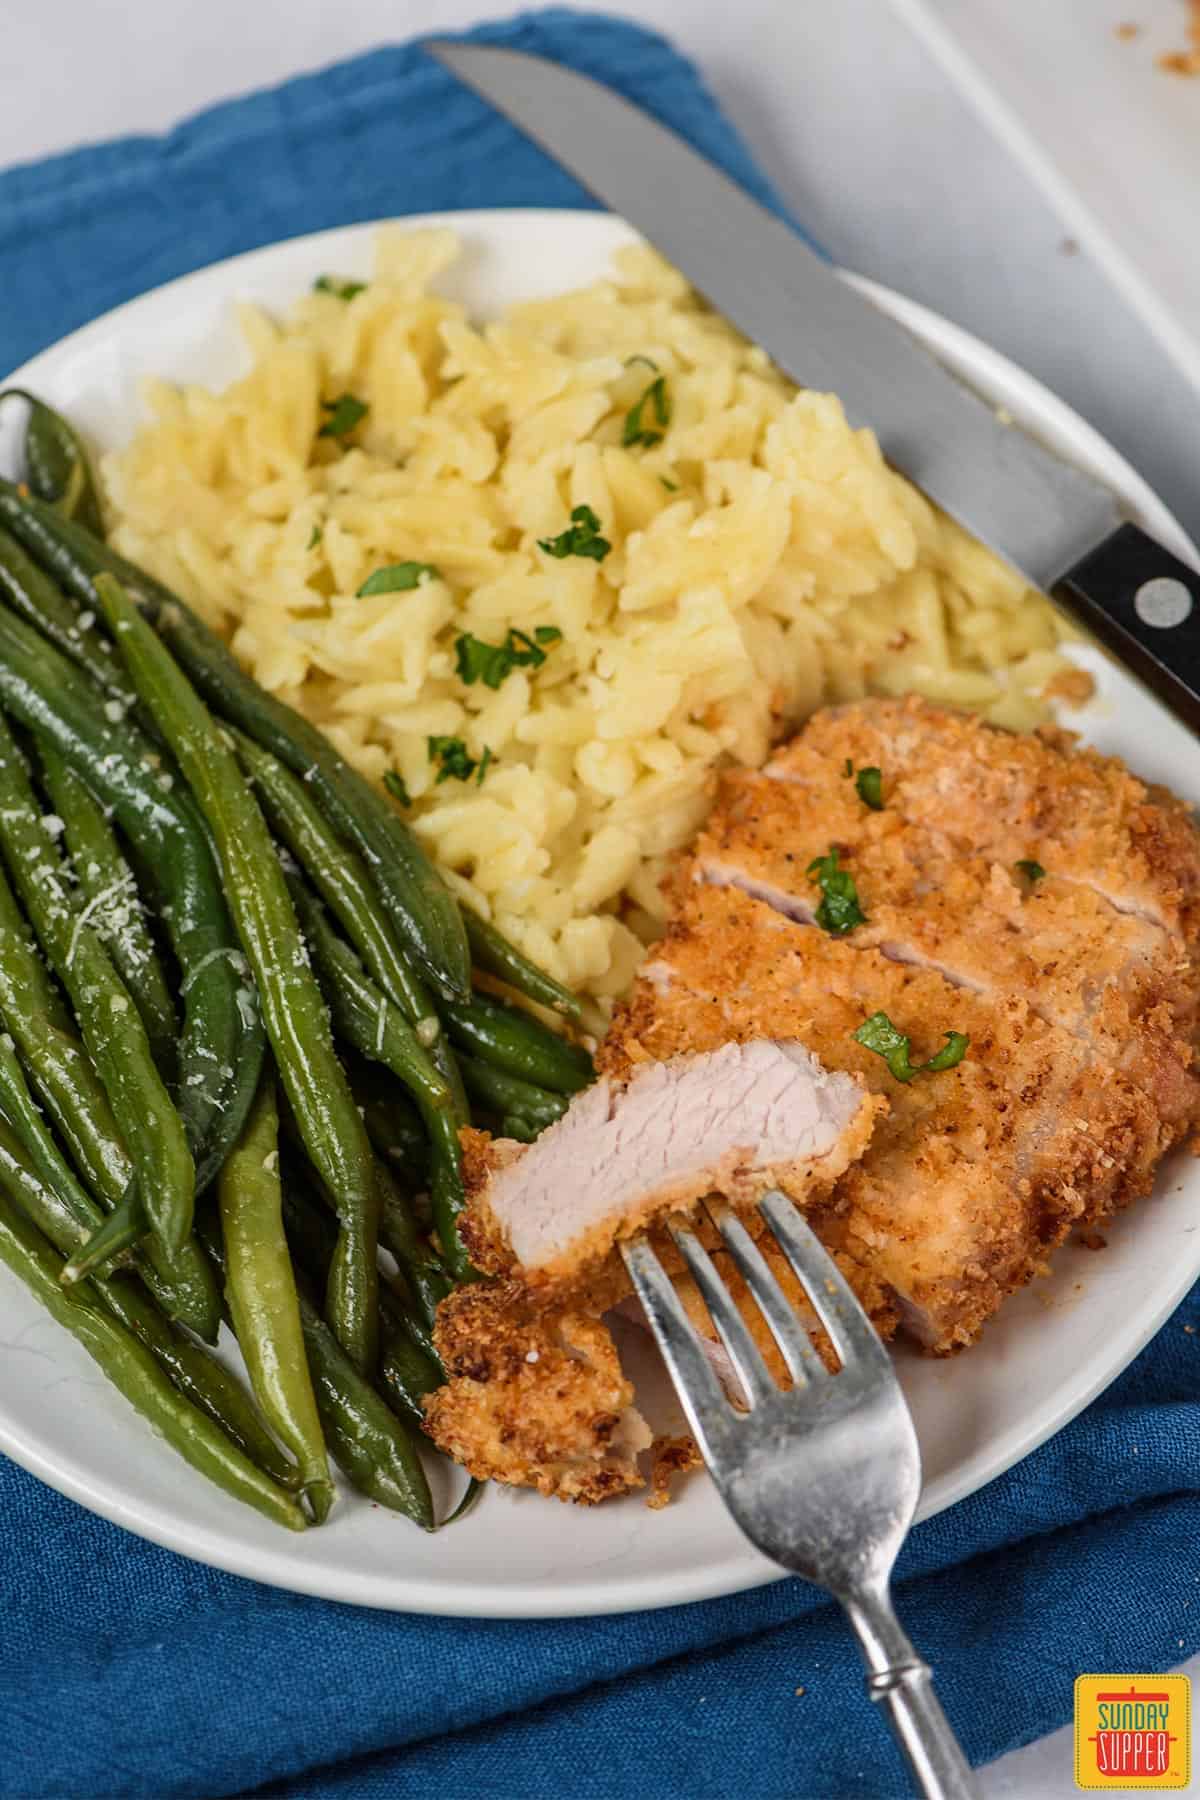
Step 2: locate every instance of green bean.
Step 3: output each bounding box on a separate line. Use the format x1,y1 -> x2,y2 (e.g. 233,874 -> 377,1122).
0,712 -> 194,1256
0,1100 -> 293,1484
289,880 -> 456,1119
0,854 -> 218,1336
348,1055 -> 430,1186
462,906 -> 582,1019
0,600 -> 262,1185
0,391 -> 104,535
234,728 -> 469,1121
297,1283 -> 434,1525
280,1175 -> 442,1425
0,483 -> 470,1002
0,530 -> 134,701
0,1184 -> 306,1530
289,880 -> 472,1281
199,1208 -> 433,1526
219,1079 -> 334,1522
0,1033 -> 116,1259
235,730 -> 436,1030
440,991 -> 594,1095
458,1056 -> 568,1134
95,574 -> 380,1374
37,738 -> 178,1079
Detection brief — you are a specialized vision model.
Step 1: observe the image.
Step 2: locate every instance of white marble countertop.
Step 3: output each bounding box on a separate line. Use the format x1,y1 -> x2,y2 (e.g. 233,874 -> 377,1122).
3,1 -> 1198,1791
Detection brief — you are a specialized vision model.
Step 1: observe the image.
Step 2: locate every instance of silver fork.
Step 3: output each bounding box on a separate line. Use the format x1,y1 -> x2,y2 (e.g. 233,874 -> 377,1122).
621,1189 -> 979,1800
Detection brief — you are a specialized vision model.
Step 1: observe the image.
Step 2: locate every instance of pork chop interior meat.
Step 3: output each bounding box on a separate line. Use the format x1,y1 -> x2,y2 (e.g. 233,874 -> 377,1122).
459,1040 -> 883,1290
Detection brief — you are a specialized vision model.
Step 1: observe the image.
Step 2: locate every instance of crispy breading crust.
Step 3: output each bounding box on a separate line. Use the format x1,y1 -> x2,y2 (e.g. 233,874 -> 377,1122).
423,1280 -> 650,1504
646,1435 -> 704,1509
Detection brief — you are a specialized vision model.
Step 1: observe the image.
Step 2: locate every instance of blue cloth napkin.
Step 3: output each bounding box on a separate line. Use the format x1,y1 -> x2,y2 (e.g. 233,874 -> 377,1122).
2,12 -> 1198,1797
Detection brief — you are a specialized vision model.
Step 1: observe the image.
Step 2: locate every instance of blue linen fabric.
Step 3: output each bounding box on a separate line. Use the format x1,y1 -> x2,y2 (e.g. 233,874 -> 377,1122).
0,11 -> 1198,1797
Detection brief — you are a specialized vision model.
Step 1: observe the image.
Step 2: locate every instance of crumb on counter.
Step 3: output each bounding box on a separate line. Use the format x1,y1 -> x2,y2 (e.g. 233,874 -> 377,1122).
1157,0 -> 1200,72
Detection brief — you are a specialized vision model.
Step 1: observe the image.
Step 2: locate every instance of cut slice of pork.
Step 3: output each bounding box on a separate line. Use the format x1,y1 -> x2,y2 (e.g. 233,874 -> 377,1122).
460,1039 -> 882,1288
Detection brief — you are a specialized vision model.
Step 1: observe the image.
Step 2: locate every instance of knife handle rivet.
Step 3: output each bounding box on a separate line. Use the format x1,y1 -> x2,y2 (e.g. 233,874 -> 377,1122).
1134,576 -> 1193,630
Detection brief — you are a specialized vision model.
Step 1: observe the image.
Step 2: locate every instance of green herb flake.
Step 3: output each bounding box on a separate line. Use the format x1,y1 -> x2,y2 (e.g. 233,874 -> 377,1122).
357,561 -> 439,596
843,758 -> 854,778
1016,859 -> 1046,883
475,745 -> 495,787
623,376 -> 671,448
854,1011 -> 969,1083
314,275 -> 366,301
455,627 -> 561,689
625,354 -> 660,371
807,848 -> 867,935
428,736 -> 478,785
855,765 -> 884,810
318,393 -> 368,439
659,476 -> 679,492
537,504 -> 611,562
383,771 -> 412,808
306,524 -> 323,550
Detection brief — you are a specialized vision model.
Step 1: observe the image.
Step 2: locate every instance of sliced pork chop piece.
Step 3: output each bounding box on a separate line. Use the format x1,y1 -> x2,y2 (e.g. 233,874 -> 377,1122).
686,746 -> 1200,1129
459,1040 -> 883,1290
602,882 -> 1173,1353
424,1281 -> 651,1504
789,695 -> 1200,944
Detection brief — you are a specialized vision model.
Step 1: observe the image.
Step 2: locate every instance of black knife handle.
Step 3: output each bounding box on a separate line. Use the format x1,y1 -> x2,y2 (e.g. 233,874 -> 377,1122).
1054,524 -> 1200,733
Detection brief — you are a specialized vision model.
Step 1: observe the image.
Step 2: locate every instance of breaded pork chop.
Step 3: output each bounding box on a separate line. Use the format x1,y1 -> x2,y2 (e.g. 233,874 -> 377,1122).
603,880 -> 1177,1352
794,696 -> 1200,943
687,730 -> 1200,1130
429,696 -> 1200,1501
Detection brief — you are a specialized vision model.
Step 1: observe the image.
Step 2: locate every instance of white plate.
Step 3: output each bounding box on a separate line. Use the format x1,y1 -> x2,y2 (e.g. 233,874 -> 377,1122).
2,209 -> 1198,1620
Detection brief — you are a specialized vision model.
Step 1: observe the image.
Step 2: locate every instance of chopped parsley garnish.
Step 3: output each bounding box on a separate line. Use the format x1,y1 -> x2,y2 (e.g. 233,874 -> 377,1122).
455,626 -> 561,689
357,561 -> 439,596
854,1012 -> 970,1083
427,736 -> 494,786
306,524 -> 323,550
625,354 -> 660,371
314,275 -> 366,301
807,848 -> 867,934
623,376 -> 671,448
318,393 -> 368,439
383,771 -> 412,808
855,765 -> 884,810
1016,859 -> 1046,883
659,476 -> 679,492
843,758 -> 854,778
537,504 -> 611,562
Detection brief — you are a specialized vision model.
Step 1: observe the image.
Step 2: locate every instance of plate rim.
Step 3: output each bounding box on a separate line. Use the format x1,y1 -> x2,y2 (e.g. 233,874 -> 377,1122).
2,207 -> 1197,1619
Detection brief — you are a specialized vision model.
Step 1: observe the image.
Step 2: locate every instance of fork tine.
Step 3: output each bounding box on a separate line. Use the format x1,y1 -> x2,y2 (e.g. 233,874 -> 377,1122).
709,1205 -> 827,1387
620,1235 -> 732,1463
759,1190 -> 891,1375
668,1223 -> 778,1408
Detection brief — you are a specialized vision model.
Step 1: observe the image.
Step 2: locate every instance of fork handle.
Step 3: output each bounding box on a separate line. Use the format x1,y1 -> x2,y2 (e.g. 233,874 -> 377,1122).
843,1583 -> 979,1800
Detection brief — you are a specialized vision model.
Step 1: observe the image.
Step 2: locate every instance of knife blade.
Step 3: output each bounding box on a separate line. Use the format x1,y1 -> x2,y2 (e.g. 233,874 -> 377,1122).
428,41 -> 1200,732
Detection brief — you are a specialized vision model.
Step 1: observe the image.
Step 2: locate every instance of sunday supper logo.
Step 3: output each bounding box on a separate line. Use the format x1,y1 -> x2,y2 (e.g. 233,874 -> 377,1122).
1074,1675 -> 1191,1789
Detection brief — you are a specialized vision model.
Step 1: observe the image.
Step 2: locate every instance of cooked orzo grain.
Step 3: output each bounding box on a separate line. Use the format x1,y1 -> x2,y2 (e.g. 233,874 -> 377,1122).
103,229 -> 1082,1009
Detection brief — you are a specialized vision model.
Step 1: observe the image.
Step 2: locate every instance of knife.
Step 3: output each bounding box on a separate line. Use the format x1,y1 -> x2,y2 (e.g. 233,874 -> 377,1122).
428,41 -> 1200,731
